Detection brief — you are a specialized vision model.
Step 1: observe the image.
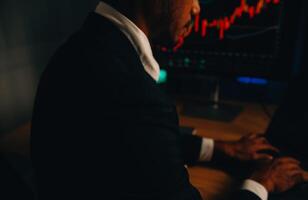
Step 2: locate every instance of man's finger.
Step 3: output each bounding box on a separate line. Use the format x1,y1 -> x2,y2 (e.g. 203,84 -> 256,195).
291,172 -> 304,184
248,133 -> 263,139
287,168 -> 303,176
255,137 -> 270,144
283,164 -> 302,172
277,157 -> 301,165
253,153 -> 273,161
255,144 -> 280,154
288,169 -> 305,183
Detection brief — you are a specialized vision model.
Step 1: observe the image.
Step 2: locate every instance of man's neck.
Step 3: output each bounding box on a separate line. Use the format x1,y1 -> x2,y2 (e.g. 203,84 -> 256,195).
133,13 -> 150,38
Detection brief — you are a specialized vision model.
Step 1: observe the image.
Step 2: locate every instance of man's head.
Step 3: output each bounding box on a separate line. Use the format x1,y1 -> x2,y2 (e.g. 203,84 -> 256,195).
102,0 -> 200,45
144,0 -> 201,45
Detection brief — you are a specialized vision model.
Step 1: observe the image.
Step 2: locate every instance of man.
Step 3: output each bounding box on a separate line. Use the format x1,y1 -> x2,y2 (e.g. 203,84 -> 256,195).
31,0 -> 306,199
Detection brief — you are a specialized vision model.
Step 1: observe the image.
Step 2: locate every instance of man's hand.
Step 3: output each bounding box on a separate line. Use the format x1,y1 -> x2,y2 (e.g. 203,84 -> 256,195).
251,157 -> 304,193
216,134 -> 279,162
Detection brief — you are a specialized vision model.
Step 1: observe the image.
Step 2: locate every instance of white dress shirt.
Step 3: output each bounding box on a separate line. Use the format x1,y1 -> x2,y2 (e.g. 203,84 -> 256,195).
94,2 -> 267,200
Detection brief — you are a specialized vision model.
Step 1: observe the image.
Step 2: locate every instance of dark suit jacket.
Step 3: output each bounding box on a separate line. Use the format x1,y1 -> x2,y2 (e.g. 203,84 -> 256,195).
31,13 -> 260,200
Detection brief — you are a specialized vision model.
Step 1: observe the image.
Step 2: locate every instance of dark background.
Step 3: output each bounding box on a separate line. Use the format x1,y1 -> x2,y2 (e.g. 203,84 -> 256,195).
0,0 -> 99,135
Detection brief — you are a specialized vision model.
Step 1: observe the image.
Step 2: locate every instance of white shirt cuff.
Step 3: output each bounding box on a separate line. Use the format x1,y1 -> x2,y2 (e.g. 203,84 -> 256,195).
242,179 -> 268,200
198,138 -> 215,162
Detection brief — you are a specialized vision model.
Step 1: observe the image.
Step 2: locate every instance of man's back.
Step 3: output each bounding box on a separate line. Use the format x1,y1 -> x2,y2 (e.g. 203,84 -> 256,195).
31,13 -> 201,200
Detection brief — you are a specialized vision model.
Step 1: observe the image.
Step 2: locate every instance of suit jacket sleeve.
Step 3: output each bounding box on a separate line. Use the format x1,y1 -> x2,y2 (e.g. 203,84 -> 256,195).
178,128 -> 203,165
124,115 -> 203,200
232,190 -> 262,200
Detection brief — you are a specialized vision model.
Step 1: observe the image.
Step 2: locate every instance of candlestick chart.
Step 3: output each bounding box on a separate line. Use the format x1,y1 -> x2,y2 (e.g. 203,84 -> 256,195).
173,0 -> 282,51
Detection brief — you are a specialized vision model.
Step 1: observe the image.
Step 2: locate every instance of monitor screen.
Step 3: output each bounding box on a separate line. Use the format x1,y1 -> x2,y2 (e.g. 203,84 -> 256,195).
155,0 -> 304,80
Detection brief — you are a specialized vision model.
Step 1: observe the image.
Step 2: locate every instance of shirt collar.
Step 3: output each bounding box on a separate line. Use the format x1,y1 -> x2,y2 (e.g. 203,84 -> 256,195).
95,2 -> 160,82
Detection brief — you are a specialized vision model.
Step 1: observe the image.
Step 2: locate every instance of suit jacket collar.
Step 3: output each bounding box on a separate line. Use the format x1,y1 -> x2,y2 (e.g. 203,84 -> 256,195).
85,2 -> 160,81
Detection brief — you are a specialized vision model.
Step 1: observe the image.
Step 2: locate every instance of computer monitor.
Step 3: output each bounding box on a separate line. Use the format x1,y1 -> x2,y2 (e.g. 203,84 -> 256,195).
154,0 -> 306,121
155,0 -> 305,81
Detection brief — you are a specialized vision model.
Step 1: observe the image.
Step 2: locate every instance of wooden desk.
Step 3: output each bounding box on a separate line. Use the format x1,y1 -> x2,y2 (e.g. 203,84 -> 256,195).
178,102 -> 276,200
